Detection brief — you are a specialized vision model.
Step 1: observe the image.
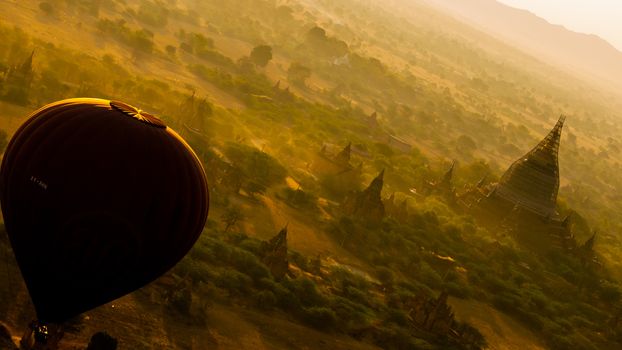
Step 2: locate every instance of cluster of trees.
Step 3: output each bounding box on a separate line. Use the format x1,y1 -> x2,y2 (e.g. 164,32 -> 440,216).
96,18 -> 155,54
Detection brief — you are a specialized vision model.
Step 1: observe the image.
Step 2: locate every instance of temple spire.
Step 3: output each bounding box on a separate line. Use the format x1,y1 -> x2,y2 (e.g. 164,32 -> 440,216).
532,115 -> 565,160
440,161 -> 455,187
341,169 -> 385,222
365,169 -> 384,196
335,142 -> 351,164
582,231 -> 596,252
270,224 -> 288,247
262,225 -> 289,279
20,50 -> 34,73
493,116 -> 565,217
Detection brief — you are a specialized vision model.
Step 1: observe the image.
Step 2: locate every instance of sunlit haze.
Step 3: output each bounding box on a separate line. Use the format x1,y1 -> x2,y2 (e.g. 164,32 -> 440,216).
497,0 -> 622,51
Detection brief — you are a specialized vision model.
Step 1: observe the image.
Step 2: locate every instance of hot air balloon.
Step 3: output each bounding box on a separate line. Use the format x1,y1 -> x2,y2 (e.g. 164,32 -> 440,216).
0,98 -> 209,344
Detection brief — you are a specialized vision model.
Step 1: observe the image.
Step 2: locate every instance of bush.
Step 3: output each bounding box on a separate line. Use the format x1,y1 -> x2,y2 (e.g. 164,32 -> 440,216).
250,45 -> 272,67
386,308 -> 409,327
273,283 -> 300,311
285,277 -> 327,307
376,266 -> 395,286
302,307 -> 337,330
330,296 -> 373,331
39,2 -> 53,15
165,45 -> 176,56
444,281 -> 471,299
599,281 -> 621,304
373,325 -> 434,350
169,288 -> 192,315
196,48 -> 234,67
223,142 -> 287,188
2,87 -> 29,105
216,270 -> 252,295
254,290 -> 277,310
228,248 -> 270,281
137,2 -> 169,27
287,63 -> 311,86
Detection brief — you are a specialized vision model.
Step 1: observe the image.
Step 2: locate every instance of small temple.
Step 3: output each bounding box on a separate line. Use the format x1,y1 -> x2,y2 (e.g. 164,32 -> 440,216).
342,169 -> 386,223
262,225 -> 289,280
312,142 -> 363,196
434,161 -> 458,203
403,291 -> 484,346
1,51 -> 35,104
334,142 -> 352,167
3,51 -> 35,88
179,92 -> 212,131
313,142 -> 355,174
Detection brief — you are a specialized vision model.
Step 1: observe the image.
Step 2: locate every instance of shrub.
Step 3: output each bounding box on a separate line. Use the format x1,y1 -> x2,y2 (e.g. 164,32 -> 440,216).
302,307 -> 337,330
39,2 -> 53,15
287,63 -> 311,86
599,281 -> 621,304
169,288 -> 192,316
273,283 -> 300,311
254,290 -> 277,310
250,45 -> 272,67
284,277 -> 327,307
216,270 -> 252,295
165,45 -> 176,56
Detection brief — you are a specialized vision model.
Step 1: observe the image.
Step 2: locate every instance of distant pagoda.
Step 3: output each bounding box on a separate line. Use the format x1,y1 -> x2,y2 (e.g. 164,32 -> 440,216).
262,225 -> 289,280
490,116 -> 565,218
313,142 -> 354,174
342,169 -> 386,222
435,161 -> 457,201
4,50 -> 35,88
334,142 -> 352,166
1,51 -> 35,105
311,142 -> 363,196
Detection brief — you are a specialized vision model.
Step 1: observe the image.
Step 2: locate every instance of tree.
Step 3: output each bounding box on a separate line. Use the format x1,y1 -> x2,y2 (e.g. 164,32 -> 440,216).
250,45 -> 273,67
221,205 -> 245,232
456,134 -> 476,155
223,143 -> 287,188
165,45 -> 176,56
244,181 -> 267,199
39,2 -> 53,15
86,331 -> 118,350
287,63 -> 311,87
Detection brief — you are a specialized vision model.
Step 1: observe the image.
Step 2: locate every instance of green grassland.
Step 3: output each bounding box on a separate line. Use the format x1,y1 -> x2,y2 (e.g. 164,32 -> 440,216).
1,0 -> 622,349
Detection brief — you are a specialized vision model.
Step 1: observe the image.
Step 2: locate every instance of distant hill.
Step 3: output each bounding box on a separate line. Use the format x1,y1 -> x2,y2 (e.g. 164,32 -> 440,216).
426,0 -> 622,93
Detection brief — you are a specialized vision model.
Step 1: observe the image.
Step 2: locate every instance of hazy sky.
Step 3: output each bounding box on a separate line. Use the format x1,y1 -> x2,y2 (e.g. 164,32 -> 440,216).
497,0 -> 622,51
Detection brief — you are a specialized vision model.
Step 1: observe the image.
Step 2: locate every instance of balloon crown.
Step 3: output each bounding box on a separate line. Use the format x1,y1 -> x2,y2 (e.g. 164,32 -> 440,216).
110,100 -> 166,128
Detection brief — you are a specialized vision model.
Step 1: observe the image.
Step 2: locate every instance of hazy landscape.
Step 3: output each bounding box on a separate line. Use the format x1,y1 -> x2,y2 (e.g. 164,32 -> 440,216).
1,0 -> 622,349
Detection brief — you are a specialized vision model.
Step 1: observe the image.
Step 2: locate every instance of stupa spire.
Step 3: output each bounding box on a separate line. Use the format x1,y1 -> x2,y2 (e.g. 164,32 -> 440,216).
494,116 -> 565,217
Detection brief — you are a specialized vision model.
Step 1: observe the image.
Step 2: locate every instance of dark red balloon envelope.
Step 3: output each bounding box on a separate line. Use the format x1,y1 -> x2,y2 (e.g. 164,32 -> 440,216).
0,98 -> 209,323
